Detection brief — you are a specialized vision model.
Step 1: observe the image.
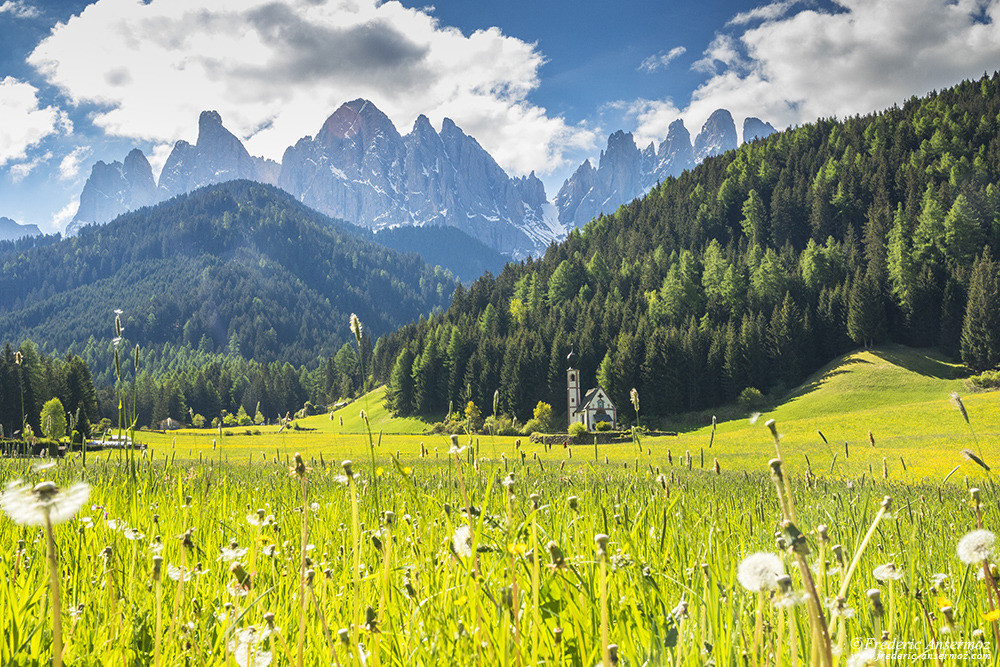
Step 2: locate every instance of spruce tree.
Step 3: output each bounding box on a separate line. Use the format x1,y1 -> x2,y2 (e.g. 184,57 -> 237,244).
960,250 -> 1000,372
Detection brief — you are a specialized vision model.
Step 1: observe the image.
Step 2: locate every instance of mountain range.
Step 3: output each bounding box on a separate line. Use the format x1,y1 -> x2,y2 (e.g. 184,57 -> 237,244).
63,101 -> 773,259
555,111 -> 774,228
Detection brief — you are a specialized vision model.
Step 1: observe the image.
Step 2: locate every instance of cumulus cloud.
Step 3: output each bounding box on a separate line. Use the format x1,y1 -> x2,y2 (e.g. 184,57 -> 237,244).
631,0 -> 1000,150
0,1 -> 39,19
639,47 -> 687,73
0,77 -> 70,167
58,146 -> 90,180
28,0 -> 596,175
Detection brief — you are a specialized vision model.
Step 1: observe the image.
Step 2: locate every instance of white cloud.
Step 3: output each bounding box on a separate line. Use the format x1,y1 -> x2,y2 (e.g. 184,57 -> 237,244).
58,146 -> 90,180
28,0 -> 596,176
10,150 -> 52,182
0,77 -> 70,167
624,99 -> 683,149
0,1 -> 40,19
639,47 -> 687,73
726,1 -> 800,27
631,0 -> 1000,150
50,199 -> 79,233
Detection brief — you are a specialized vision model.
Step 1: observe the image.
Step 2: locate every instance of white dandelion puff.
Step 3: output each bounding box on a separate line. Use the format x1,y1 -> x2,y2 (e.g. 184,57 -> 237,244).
749,412 -> 762,425
123,528 -> 145,541
872,563 -> 903,582
228,627 -> 272,667
736,552 -> 784,592
167,564 -> 193,582
32,460 -> 56,472
219,545 -> 249,562
452,524 -> 473,558
957,529 -> 995,564
1,480 -> 90,526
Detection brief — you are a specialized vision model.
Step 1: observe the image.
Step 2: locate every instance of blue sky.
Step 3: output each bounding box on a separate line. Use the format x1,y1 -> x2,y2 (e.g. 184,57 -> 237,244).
4,0 -> 1000,233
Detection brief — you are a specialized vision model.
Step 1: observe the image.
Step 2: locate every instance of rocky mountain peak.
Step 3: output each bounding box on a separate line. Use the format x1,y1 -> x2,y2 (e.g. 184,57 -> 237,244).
743,117 -> 777,143
693,109 -> 738,163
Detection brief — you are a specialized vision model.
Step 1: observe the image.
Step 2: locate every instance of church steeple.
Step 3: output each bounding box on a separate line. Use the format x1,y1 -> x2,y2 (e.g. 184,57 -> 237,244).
567,350 -> 581,428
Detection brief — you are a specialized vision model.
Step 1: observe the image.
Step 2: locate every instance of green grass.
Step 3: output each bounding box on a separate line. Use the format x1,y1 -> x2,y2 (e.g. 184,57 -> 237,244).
6,345 -> 1000,665
667,345 -> 999,481
135,345 -> 1000,484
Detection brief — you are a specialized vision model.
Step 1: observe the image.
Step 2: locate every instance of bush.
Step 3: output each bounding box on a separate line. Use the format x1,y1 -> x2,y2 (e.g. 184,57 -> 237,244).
521,418 -> 543,436
192,414 -> 206,428
483,414 -> 519,436
595,420 -> 612,432
738,387 -> 766,411
970,369 -> 1000,390
568,421 -> 589,443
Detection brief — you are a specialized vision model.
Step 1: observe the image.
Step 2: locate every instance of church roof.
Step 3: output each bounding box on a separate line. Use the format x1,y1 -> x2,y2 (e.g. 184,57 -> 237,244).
579,387 -> 614,411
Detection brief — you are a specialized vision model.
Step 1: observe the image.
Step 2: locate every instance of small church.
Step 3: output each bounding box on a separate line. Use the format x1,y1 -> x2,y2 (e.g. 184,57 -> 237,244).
566,350 -> 617,430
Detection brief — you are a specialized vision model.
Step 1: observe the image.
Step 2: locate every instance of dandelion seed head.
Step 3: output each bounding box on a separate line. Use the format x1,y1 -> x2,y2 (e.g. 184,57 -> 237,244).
749,412 -> 761,424
736,552 -> 784,592
452,524 -> 472,558
1,480 -> 89,526
872,563 -> 903,582
957,529 -> 996,564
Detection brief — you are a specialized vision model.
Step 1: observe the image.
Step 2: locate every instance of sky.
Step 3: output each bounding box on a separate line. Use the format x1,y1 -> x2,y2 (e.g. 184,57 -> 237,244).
4,0 -> 1000,233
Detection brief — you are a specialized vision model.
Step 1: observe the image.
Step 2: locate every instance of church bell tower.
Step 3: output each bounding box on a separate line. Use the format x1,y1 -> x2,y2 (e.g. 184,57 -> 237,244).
567,350 -> 581,428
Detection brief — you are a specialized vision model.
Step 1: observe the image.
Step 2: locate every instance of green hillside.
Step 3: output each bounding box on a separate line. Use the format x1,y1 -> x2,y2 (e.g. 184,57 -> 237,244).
672,345 -> 998,480
372,72 -> 1000,428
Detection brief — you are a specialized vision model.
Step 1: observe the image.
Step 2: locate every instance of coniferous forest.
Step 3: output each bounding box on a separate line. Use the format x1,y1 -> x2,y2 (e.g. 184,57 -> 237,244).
375,73 -> 1000,424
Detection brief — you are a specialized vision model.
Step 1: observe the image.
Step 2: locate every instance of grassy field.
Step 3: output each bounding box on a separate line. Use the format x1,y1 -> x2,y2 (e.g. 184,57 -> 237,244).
4,345 -> 1000,665
133,346 -> 1000,485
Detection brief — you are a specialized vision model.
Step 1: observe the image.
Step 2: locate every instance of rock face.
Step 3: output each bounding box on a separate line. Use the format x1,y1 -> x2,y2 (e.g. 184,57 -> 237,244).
0,217 -> 41,241
68,148 -> 157,234
693,109 -> 739,163
71,103 -> 559,257
743,117 -> 777,143
279,100 -> 558,257
158,110 -> 278,200
556,109 -> 760,229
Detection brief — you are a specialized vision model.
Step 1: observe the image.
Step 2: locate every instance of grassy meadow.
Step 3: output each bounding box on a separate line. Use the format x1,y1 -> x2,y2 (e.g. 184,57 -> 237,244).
2,345 -> 1000,665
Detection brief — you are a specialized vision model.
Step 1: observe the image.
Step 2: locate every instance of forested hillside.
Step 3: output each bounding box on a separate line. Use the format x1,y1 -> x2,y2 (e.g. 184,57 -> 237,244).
0,181 -> 457,427
374,73 -> 1000,424
0,180 -> 454,370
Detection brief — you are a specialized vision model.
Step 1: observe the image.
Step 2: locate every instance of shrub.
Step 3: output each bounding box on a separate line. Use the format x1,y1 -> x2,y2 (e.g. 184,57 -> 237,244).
738,387 -> 766,411
521,418 -> 543,436
595,420 -> 612,432
969,369 -> 1000,390
192,414 -> 206,428
569,421 -> 589,443
483,414 -> 519,436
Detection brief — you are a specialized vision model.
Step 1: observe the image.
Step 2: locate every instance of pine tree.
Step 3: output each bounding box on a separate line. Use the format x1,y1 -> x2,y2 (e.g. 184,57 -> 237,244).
960,250 -> 1000,372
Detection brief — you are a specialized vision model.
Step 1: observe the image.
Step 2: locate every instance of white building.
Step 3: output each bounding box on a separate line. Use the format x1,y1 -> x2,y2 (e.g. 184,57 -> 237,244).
566,350 -> 617,430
